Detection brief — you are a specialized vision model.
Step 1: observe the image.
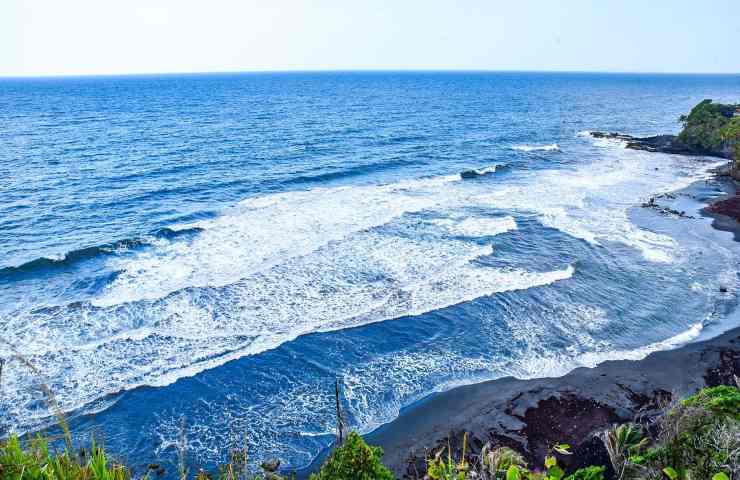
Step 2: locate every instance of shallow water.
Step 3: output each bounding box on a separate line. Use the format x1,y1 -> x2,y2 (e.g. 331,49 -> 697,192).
1,72 -> 739,472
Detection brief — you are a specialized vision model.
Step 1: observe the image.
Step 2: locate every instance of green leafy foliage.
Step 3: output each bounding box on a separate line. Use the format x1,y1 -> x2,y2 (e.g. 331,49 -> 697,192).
3,386 -> 737,480
662,466 -> 679,479
602,423 -> 647,478
0,435 -> 129,480
677,99 -> 737,152
563,465 -> 605,480
609,386 -> 740,480
720,117 -> 740,163
682,385 -> 740,420
506,465 -> 523,480
552,444 -> 572,456
481,445 -> 527,476
309,431 -> 393,480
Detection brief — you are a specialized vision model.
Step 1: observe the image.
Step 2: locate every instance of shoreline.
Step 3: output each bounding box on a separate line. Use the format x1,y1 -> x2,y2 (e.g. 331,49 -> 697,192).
297,166 -> 740,478
367,324 -> 740,478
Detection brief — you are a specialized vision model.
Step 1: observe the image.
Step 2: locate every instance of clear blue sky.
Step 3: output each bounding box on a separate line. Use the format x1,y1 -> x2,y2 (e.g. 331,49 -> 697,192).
2,0 -> 739,77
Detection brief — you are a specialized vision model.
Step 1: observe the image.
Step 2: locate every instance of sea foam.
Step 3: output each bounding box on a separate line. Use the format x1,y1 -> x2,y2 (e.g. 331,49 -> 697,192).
511,143 -> 560,152
0,140 -> 724,435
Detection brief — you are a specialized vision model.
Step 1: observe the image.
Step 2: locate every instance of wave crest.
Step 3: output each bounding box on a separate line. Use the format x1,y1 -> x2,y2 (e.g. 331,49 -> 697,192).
511,143 -> 560,152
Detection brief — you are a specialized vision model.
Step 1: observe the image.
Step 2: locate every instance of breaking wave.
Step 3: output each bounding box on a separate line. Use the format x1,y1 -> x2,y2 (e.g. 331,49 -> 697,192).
511,143 -> 560,152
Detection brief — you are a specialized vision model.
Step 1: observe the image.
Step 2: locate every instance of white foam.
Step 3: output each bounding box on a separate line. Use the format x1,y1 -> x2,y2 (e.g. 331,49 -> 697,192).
2,139 -> 726,435
513,322 -> 706,380
512,143 -> 560,152
1,199 -> 570,432
431,215 -> 517,237
472,147 -> 722,263
93,176 -> 460,307
477,164 -> 502,174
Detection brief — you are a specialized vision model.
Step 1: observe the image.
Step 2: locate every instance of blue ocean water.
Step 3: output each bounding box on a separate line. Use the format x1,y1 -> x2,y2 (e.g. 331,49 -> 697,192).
1,72 -> 740,472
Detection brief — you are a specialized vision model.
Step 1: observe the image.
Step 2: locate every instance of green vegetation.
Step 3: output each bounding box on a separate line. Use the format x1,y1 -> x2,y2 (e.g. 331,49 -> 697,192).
677,99 -> 738,153
1,387 -> 738,480
720,117 -> 740,166
308,432 -> 393,480
424,440 -> 597,480
0,435 -> 129,480
681,385 -> 740,420
676,99 -> 740,178
612,385 -> 740,479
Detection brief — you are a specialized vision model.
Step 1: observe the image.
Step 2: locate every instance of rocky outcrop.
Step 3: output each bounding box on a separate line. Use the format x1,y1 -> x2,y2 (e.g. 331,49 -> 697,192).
589,132 -> 729,158
707,195 -> 740,223
460,169 -> 489,179
591,100 -> 740,182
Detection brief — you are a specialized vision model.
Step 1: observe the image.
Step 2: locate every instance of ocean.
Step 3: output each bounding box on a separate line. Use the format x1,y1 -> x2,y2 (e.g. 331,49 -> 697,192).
1,71 -> 739,472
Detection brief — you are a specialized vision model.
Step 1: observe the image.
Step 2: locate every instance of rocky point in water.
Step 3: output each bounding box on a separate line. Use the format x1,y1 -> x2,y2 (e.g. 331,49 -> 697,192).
591,99 -> 740,175
589,132 -> 712,156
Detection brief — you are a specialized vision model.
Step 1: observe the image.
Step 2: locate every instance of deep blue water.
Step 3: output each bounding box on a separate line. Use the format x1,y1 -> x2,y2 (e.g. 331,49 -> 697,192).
1,72 -> 740,473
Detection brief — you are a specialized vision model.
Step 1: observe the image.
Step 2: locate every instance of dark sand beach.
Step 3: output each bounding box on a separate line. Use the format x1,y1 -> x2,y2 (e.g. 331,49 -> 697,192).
366,173 -> 740,477
369,323 -> 740,477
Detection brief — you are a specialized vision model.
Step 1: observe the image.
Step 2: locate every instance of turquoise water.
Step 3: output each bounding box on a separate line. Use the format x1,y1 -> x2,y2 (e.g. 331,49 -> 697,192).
1,72 -> 739,472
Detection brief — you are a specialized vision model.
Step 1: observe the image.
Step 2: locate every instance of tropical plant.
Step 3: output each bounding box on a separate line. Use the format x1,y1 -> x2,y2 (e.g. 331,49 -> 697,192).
0,435 -> 129,480
480,444 -> 527,477
677,99 -> 737,152
602,424 -> 647,479
308,431 -> 393,480
681,385 -> 740,420
563,465 -> 605,480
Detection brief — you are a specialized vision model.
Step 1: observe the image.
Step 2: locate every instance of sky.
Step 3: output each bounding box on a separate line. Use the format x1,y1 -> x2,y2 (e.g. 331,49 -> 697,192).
2,0 -> 739,77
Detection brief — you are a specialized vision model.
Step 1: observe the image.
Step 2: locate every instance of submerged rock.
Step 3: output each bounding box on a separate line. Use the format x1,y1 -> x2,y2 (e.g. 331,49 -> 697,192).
459,165 -> 502,179
261,458 -> 281,472
460,169 -> 484,179
641,196 -> 693,218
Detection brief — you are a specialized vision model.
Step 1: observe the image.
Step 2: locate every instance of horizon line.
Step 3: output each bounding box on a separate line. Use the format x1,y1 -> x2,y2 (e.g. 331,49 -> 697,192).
2,67 -> 740,80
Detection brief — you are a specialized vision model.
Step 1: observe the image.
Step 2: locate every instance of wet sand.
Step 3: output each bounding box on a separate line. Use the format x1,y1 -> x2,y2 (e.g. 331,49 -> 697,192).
368,325 -> 740,478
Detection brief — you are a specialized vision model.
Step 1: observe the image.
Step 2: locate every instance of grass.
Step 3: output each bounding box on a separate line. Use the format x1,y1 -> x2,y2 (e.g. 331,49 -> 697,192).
1,384 -> 738,480
0,435 -> 128,480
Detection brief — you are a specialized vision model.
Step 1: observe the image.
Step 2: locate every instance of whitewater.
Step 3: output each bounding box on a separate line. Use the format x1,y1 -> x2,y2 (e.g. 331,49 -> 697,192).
1,72 -> 739,471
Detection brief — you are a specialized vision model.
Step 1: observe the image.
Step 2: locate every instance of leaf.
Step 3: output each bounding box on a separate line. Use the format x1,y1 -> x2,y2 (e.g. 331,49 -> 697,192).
662,467 -> 679,480
547,465 -> 564,480
712,474 -> 730,480
544,456 -> 557,469
506,465 -> 521,480
553,444 -> 572,455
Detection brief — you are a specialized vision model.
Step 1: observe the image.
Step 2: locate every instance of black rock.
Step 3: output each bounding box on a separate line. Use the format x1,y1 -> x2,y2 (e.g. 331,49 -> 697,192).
460,169 -> 483,179
261,459 -> 281,472
589,132 -> 730,159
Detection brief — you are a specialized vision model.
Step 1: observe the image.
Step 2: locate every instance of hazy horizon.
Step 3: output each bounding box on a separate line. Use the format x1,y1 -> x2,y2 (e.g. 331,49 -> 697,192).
4,68 -> 740,80
3,0 -> 739,78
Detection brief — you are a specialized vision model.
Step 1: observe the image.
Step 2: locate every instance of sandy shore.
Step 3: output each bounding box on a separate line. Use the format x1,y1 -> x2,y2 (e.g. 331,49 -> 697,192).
363,172 -> 740,478
367,325 -> 740,478
297,169 -> 740,479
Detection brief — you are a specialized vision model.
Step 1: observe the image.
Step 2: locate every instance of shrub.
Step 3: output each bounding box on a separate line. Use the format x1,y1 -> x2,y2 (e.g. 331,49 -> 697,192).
677,99 -> 737,152
682,385 -> 740,420
480,445 -> 527,476
615,386 -> 740,480
602,423 -> 647,479
564,465 -> 605,480
309,431 -> 393,480
720,117 -> 740,162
